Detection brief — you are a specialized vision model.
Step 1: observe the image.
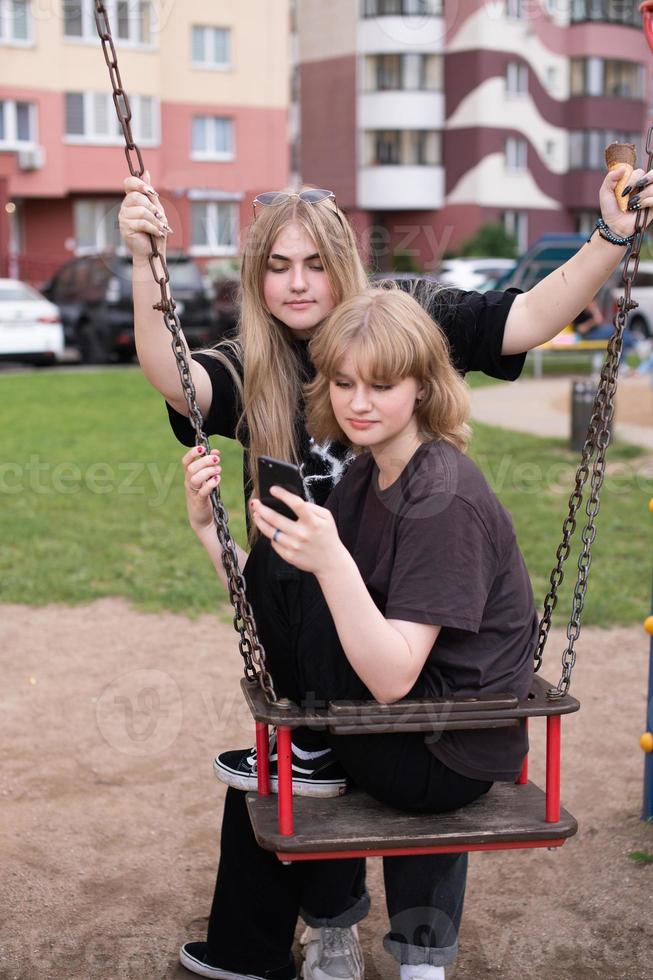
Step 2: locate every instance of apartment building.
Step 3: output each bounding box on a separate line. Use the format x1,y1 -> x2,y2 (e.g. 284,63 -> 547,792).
296,0 -> 653,269
0,0 -> 290,282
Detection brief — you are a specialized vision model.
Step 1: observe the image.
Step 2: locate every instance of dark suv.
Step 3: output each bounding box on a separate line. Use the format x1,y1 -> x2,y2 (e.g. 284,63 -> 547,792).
42,251 -> 219,363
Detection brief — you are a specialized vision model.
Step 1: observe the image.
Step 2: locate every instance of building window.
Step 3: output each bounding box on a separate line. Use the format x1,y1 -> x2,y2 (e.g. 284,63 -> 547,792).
365,53 -> 442,92
506,62 -> 528,95
74,199 -> 123,253
571,0 -> 641,25
191,25 -> 231,68
0,99 -> 36,146
505,137 -> 528,170
65,92 -> 159,145
0,0 -> 30,43
190,202 -> 239,256
365,130 -> 441,166
191,116 -> 235,160
64,0 -> 155,45
569,129 -> 640,169
575,210 -> 600,236
361,0 -> 443,16
504,211 -> 528,252
570,57 -> 644,99
505,0 -> 525,19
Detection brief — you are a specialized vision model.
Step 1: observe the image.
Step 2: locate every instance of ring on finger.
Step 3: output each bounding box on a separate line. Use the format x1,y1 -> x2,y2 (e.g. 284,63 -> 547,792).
272,528 -> 282,543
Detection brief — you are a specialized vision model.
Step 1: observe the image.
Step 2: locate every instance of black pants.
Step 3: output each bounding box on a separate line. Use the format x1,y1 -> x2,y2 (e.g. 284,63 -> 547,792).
205,541 -> 492,971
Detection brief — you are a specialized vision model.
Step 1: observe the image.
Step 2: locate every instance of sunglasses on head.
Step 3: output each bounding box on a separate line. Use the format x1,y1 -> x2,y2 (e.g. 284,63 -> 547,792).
252,188 -> 339,221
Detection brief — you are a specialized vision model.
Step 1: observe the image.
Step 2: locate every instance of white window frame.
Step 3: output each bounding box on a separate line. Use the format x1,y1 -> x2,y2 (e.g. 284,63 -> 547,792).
73,198 -> 123,255
63,0 -> 156,49
64,91 -> 160,147
189,200 -> 240,257
0,99 -> 37,148
505,61 -> 528,96
0,0 -> 32,46
191,116 -> 235,162
505,0 -> 525,19
505,136 -> 528,171
191,25 -> 232,70
503,210 -> 528,253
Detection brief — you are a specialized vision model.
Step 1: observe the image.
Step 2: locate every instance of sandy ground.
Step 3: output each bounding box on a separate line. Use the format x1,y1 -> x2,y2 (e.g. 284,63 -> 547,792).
1,599 -> 652,980
552,375 -> 653,429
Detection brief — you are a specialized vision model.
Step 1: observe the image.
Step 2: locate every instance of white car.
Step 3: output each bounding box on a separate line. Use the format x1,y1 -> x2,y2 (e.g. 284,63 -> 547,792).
0,278 -> 64,365
436,258 -> 516,292
608,260 -> 653,339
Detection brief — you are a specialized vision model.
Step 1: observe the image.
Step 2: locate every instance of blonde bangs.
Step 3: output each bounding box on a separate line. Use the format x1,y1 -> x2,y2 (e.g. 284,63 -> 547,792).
307,287 -> 472,453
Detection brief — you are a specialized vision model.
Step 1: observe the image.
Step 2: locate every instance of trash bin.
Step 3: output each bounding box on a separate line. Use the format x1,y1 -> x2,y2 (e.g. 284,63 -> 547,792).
570,380 -> 612,452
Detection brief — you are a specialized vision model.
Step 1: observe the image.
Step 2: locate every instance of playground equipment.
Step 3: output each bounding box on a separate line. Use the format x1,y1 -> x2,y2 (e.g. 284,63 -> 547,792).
92,1 -> 652,855
643,498 -> 653,821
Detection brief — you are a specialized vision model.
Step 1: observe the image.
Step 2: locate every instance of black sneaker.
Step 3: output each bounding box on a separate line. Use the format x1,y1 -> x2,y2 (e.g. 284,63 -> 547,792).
179,942 -> 297,980
213,735 -> 348,798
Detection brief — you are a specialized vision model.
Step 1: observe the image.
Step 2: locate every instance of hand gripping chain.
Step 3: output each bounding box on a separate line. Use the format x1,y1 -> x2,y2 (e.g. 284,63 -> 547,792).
536,126 -> 653,699
96,0 -> 651,701
94,2 -> 277,701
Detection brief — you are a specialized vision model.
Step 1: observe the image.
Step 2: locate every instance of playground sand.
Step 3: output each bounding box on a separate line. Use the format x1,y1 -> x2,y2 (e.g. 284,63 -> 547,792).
1,598 -> 651,980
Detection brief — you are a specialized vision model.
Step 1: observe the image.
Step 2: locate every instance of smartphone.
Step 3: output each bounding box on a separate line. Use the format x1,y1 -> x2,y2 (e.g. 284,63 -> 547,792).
257,455 -> 306,521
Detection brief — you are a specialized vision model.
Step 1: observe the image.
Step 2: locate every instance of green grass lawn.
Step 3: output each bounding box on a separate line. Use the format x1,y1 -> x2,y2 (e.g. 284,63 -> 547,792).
1,367 -> 651,627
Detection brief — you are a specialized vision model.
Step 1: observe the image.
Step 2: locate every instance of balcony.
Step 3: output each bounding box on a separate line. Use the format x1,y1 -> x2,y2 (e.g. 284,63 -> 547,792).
359,90 -> 444,130
358,16 -> 446,55
357,165 -> 444,210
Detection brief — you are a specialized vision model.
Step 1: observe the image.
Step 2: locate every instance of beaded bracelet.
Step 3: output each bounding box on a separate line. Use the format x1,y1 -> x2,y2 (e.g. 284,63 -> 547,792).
588,217 -> 636,247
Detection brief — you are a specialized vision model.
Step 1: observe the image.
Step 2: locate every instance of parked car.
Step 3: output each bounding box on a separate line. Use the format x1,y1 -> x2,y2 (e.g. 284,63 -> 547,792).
436,257 -> 516,291
497,234 -> 586,292
42,251 -> 219,364
0,278 -> 64,365
213,276 -> 240,338
499,233 -> 653,338
606,260 -> 653,339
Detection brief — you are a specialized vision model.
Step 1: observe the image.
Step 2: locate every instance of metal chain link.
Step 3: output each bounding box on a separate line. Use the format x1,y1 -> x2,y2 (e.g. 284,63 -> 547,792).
94,2 -> 277,701
536,126 -> 653,699
95,0 -> 651,703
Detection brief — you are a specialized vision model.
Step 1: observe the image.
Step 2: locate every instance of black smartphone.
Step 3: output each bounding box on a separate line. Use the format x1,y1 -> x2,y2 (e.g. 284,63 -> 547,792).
257,455 -> 305,521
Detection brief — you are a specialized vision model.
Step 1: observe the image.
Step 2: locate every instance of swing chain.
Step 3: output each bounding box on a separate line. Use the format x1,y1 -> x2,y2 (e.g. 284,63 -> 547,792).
536,126 -> 653,699
93,2 -> 277,702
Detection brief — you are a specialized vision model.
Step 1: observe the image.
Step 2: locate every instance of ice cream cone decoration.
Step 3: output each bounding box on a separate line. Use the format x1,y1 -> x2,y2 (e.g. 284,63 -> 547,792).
605,143 -> 637,211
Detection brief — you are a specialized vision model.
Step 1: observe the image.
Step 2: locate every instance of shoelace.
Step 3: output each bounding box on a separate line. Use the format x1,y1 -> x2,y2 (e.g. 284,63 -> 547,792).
321,928 -> 354,961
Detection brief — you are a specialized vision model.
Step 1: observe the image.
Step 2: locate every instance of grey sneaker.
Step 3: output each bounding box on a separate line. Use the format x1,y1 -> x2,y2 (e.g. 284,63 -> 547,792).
301,926 -> 364,980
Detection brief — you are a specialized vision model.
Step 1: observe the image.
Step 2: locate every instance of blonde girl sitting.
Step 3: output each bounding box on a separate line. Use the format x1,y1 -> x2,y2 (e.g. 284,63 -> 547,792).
181,288 -> 537,980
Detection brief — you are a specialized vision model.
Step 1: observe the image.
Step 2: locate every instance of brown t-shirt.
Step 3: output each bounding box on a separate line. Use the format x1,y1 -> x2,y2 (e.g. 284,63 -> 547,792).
326,440 -> 537,782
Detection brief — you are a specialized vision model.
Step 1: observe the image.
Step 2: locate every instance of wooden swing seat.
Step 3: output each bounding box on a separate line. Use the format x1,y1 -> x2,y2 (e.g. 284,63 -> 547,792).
241,675 -> 580,861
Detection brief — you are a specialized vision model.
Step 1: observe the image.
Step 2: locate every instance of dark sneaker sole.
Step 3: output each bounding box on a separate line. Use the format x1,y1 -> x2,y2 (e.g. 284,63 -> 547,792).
212,758 -> 348,798
179,944 -> 297,980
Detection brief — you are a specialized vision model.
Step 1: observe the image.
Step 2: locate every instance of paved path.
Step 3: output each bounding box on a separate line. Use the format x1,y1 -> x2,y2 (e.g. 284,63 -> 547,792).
470,376 -> 653,450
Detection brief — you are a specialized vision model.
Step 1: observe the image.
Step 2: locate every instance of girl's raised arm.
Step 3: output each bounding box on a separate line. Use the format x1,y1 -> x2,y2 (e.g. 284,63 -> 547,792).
119,172 -> 213,417
502,164 -> 653,354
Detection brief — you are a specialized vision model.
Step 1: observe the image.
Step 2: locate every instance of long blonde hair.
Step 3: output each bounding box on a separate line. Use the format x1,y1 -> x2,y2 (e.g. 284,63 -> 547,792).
306,287 -> 471,452
202,193 -> 367,506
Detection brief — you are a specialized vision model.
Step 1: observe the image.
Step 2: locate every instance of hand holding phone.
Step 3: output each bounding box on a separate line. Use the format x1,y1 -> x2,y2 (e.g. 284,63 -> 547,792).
257,455 -> 305,521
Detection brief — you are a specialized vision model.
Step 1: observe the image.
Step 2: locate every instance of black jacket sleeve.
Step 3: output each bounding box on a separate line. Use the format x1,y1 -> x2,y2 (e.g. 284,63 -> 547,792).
165,350 -> 244,447
422,285 -> 526,381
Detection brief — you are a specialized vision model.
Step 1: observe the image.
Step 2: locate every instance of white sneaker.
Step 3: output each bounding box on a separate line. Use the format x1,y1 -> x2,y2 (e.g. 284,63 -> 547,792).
301,926 -> 364,980
399,965 -> 445,980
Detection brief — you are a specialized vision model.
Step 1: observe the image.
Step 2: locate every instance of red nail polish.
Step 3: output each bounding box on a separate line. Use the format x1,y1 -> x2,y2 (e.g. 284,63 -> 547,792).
196,446 -> 205,455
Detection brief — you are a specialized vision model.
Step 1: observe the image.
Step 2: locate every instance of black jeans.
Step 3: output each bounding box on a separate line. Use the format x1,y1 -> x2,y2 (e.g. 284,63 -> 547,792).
204,540 -> 492,971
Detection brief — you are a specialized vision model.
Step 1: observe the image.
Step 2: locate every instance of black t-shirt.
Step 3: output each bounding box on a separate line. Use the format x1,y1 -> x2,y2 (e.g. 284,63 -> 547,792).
166,285 -> 525,506
326,440 -> 537,782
